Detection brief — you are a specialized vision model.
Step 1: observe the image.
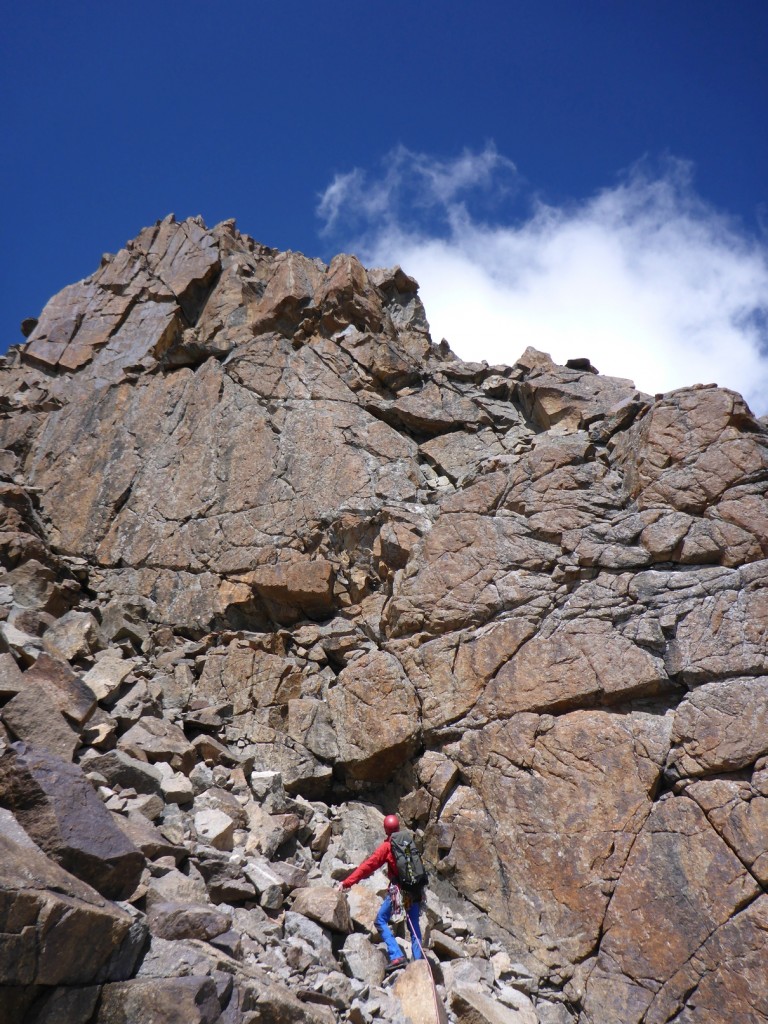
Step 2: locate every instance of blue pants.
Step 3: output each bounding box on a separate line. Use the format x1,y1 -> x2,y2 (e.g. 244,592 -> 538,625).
375,893 -> 423,962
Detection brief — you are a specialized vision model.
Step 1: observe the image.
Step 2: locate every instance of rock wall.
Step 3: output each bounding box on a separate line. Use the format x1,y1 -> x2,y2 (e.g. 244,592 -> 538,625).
0,215 -> 766,1023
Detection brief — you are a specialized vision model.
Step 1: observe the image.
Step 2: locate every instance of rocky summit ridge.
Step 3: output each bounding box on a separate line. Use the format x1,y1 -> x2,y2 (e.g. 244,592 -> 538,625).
0,213 -> 766,1024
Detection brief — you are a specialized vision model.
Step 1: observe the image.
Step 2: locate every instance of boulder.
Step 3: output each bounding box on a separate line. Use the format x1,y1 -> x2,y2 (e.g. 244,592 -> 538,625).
82,651 -> 136,700
81,707 -> 118,750
291,885 -> 352,933
0,620 -> 42,663
42,609 -> 101,662
147,900 -> 232,942
392,380 -> 489,434
392,961 -> 450,1024
1,558 -> 77,616
9,985 -> 101,1024
113,811 -> 186,864
430,929 -> 467,960
110,679 -> 162,729
243,858 -> 285,910
194,808 -> 235,851
251,556 -> 336,622
249,770 -> 290,811
441,958 -> 496,992
159,767 -> 194,803
87,750 -> 164,796
269,859 -> 309,892
145,865 -> 209,908
0,744 -> 144,900
194,850 -> 257,904
0,651 -> 24,697
244,803 -> 302,858
517,358 -> 640,431
450,984 -> 536,1023
1,682 -> 81,759
192,731 -> 240,766
345,883 -> 381,935
341,932 -> 388,986
95,976 -> 221,1024
23,652 -> 97,723
283,910 -> 337,969
118,715 -> 196,774
327,650 -> 421,782
0,808 -> 142,985
253,981 -> 340,1024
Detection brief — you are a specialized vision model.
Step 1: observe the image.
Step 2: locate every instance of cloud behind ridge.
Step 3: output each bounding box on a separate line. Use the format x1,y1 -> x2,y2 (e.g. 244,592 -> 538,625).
318,146 -> 768,415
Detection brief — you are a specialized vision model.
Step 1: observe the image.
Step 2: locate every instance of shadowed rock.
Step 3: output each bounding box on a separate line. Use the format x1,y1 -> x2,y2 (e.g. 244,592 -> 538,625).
0,743 -> 144,899
0,808 -> 143,985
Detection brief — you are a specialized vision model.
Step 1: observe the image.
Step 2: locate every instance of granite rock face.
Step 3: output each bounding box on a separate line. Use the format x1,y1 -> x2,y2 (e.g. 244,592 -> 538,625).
0,215 -> 766,1022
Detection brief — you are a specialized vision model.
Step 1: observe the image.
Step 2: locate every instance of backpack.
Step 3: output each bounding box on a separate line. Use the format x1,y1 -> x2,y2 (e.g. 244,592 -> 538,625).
389,830 -> 428,893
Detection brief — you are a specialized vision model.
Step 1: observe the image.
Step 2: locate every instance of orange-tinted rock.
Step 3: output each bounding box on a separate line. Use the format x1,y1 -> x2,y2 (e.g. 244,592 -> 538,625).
251,557 -> 336,622
476,618 -> 668,717
95,977 -> 221,1024
23,215 -> 219,382
328,650 -> 421,782
516,357 -> 643,431
665,563 -> 768,683
642,895 -> 768,1024
385,513 -> 559,638
582,797 -> 759,1023
291,885 -> 352,933
118,716 -> 196,774
687,778 -> 768,885
614,387 -> 768,565
23,652 -> 97,724
441,710 -> 670,968
500,431 -> 624,536
668,676 -> 768,778
392,617 -> 541,733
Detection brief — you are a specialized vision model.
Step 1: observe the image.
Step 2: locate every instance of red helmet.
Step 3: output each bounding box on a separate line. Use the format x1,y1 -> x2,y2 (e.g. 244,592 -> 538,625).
383,814 -> 400,835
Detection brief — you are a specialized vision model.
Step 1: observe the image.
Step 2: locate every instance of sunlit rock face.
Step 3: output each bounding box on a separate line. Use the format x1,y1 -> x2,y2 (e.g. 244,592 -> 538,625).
0,215 -> 767,1023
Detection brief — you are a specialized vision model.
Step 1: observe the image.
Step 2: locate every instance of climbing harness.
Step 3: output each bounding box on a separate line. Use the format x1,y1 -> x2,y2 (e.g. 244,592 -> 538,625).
389,882 -> 405,923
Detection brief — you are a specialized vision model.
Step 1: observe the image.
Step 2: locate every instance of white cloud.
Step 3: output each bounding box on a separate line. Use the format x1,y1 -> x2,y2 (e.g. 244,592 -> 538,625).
318,143 -> 517,236
318,148 -> 768,415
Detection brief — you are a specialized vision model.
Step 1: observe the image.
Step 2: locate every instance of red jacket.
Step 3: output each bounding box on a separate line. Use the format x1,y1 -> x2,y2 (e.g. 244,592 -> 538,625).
341,838 -> 398,889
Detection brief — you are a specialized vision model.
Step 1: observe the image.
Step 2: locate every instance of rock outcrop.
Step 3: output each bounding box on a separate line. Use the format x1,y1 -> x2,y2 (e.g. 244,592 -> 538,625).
0,214 -> 766,1023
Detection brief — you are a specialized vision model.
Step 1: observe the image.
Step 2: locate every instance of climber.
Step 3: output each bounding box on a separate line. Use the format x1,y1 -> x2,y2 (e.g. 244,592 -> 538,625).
339,813 -> 424,973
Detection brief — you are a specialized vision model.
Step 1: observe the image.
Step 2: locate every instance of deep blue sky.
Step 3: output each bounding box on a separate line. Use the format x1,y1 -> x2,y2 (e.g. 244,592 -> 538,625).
2,0 -> 766,353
